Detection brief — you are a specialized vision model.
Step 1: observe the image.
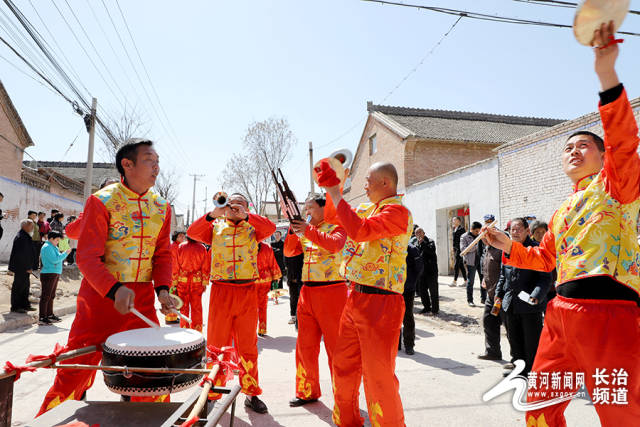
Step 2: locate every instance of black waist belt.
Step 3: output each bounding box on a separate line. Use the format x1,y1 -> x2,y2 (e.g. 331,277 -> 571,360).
557,277 -> 640,307
303,280 -> 345,287
353,283 -> 397,295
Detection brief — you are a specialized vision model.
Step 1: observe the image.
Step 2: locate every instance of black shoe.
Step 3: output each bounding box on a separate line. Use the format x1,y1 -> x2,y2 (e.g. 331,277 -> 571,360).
289,397 -> 318,407
39,317 -> 52,325
10,308 -> 27,314
258,332 -> 265,337
468,302 -> 475,307
477,353 -> 502,361
26,306 -> 37,312
405,347 -> 415,355
166,319 -> 180,324
245,396 -> 268,413
48,314 -> 62,323
418,309 -> 428,314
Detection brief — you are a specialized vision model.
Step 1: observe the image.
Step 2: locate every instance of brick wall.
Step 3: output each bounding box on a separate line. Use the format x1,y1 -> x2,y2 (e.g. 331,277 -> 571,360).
498,97 -> 640,226
0,107 -> 25,182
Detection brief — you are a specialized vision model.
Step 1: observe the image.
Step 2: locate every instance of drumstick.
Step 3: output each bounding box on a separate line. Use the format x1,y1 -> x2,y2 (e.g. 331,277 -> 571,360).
130,307 -> 161,329
171,308 -> 192,325
460,221 -> 498,257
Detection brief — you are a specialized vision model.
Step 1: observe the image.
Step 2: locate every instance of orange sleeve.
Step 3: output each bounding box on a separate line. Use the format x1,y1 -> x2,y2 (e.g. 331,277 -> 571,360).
600,88 -> 640,203
284,230 -> 303,257
150,205 -> 172,289
64,213 -> 84,240
505,228 -> 557,273
187,215 -> 213,245
303,225 -> 346,254
247,213 -> 276,242
76,196 -> 118,297
336,200 -> 409,242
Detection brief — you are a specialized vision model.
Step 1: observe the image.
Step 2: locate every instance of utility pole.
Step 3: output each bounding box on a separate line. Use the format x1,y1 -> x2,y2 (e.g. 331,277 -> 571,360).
189,174 -> 204,225
202,186 -> 208,215
83,97 -> 97,201
309,141 -> 315,195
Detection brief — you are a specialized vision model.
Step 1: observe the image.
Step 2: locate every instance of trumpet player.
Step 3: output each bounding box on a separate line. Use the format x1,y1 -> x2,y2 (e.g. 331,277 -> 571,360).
188,192 -> 275,414
317,160 -> 413,427
285,194 -> 348,408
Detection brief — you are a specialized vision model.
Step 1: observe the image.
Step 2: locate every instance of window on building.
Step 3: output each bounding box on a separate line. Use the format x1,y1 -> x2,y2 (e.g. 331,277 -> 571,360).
369,134 -> 377,155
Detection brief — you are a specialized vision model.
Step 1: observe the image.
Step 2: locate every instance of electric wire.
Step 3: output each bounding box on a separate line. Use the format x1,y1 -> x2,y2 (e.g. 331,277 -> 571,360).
513,0 -> 640,16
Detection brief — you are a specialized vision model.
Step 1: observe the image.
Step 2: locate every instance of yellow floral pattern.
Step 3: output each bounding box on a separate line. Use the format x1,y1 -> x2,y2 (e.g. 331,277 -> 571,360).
526,414 -> 550,427
340,196 -> 413,293
368,401 -> 384,427
295,363 -> 313,399
301,221 -> 343,282
209,219 -> 259,281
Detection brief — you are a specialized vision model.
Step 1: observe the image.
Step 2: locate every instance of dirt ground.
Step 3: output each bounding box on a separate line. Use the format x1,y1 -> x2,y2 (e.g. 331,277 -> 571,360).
0,265 -> 82,315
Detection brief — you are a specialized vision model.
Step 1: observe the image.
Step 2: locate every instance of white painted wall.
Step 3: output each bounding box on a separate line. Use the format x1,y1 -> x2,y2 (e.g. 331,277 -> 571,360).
0,176 -> 83,262
404,157 -> 500,273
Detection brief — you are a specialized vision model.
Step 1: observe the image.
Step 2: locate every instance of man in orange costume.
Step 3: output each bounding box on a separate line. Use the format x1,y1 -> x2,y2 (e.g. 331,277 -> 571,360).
38,140 -> 176,415
188,193 -> 275,413
175,236 -> 209,331
285,194 -> 348,407
320,161 -> 413,427
485,23 -> 640,426
255,242 -> 281,336
166,231 -> 186,325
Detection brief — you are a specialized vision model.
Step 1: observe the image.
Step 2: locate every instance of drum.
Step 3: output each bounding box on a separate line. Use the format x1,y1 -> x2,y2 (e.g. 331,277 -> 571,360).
102,327 -> 206,396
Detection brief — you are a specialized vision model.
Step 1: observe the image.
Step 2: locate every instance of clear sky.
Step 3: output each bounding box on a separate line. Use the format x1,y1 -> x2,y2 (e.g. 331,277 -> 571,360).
2,0 -> 640,216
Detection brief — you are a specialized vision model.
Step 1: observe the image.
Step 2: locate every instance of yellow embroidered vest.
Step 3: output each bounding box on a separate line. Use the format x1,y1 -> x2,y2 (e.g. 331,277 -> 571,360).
95,183 -> 168,283
301,222 -> 343,282
209,219 -> 259,281
552,173 -> 640,295
340,196 -> 413,293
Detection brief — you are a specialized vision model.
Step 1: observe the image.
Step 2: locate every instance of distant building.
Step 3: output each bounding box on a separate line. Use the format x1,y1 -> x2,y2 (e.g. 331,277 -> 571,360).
261,200 -> 305,224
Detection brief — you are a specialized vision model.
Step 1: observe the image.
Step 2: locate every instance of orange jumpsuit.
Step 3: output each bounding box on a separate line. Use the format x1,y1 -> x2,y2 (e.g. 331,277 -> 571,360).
38,182 -> 172,415
255,243 -> 282,335
175,240 -> 209,332
504,88 -> 640,426
164,240 -> 180,324
285,222 -> 348,402
188,212 -> 275,398
330,196 -> 412,427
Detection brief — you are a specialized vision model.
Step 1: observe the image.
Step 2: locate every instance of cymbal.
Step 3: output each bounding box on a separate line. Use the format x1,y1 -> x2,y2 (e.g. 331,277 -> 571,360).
574,0 -> 630,46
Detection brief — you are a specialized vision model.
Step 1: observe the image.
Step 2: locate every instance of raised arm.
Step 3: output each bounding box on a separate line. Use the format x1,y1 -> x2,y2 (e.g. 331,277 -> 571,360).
304,225 -> 347,253
187,214 -> 214,245
336,200 -> 409,242
247,213 -> 276,242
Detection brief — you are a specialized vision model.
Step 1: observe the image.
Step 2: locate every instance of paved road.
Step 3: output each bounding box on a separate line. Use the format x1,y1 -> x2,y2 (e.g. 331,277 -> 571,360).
3,281 -> 600,426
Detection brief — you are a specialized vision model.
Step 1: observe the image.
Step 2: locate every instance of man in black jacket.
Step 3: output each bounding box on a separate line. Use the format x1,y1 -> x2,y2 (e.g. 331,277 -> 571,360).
450,216 -> 467,287
9,219 -> 38,313
271,231 -> 285,289
414,228 -> 439,315
400,240 -> 424,355
495,218 -> 551,377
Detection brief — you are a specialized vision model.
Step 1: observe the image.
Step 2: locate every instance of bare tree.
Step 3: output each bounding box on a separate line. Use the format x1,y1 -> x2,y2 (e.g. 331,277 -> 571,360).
220,117 -> 297,214
154,167 -> 180,205
99,106 -> 149,161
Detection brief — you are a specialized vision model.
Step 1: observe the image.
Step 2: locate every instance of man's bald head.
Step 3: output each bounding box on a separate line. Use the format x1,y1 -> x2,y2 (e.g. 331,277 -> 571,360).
365,162 -> 399,203
369,162 -> 398,188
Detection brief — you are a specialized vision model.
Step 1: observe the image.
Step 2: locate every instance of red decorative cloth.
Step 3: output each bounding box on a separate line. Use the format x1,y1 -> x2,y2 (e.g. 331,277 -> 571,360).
3,361 -> 36,381
26,343 -> 69,364
314,159 -> 341,187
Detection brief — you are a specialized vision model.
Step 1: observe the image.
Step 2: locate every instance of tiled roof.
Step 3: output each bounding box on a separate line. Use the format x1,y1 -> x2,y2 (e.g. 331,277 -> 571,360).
367,102 -> 565,144
0,80 -> 35,148
23,161 -> 118,189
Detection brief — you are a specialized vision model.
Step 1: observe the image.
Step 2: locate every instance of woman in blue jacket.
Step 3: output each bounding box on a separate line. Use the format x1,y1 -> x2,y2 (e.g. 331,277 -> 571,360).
39,231 -> 70,325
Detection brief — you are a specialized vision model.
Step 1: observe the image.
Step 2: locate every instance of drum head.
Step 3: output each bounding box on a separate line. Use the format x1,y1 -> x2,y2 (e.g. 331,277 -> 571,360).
574,0 -> 630,46
104,327 -> 204,356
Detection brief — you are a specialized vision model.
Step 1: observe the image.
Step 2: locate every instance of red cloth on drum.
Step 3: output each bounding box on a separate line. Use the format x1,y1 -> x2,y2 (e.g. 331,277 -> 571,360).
331,288 -> 405,427
206,281 -> 262,399
176,240 -> 209,331
295,282 -> 347,400
37,281 -> 170,416
38,183 -> 173,416
255,243 -> 282,335
525,296 -> 640,427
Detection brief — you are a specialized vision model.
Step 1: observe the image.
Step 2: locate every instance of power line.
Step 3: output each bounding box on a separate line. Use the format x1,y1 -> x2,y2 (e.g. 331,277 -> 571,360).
513,0 -> 640,16
361,0 -> 640,36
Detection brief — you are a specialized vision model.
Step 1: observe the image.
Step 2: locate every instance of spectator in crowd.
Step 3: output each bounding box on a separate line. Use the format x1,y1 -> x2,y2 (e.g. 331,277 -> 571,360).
460,221 -> 484,307
65,216 -> 77,265
9,219 -> 38,313
27,211 -> 41,270
37,212 -> 50,241
414,227 -> 439,315
529,220 -> 548,244
284,230 -> 304,326
0,192 -> 5,242
46,209 -> 59,225
494,218 -> 551,377
49,212 -> 65,234
399,239 -> 424,355
271,230 -> 285,289
450,216 -> 467,287
478,228 -> 505,360
39,231 -> 70,325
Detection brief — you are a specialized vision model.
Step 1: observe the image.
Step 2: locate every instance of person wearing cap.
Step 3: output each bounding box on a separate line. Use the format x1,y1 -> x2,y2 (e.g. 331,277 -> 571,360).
484,24 -> 640,425
318,160 -> 413,427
